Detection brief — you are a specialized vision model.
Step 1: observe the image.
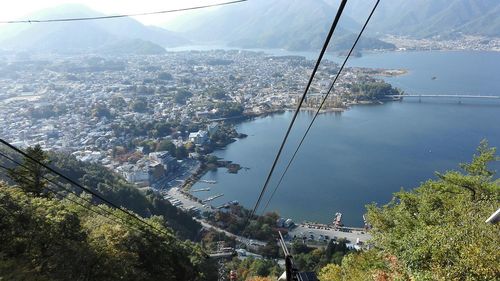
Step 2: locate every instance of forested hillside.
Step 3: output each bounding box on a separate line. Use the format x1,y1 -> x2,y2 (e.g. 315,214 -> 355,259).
0,146 -> 217,280
0,184 -> 216,281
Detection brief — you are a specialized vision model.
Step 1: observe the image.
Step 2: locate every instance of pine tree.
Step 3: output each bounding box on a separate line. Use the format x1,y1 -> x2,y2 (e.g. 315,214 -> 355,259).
8,145 -> 49,196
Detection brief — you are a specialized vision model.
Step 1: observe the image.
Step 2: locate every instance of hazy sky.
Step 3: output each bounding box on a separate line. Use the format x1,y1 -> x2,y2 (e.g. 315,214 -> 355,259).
0,0 -> 225,26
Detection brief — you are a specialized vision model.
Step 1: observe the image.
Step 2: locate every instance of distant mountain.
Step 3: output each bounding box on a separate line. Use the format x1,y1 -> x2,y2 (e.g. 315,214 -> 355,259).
165,0 -> 499,52
98,39 -> 167,55
0,4 -> 188,54
325,0 -> 500,38
165,0 -> 394,52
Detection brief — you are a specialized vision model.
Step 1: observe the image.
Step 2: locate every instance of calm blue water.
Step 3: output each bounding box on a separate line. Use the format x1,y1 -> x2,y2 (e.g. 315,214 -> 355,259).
190,51 -> 500,226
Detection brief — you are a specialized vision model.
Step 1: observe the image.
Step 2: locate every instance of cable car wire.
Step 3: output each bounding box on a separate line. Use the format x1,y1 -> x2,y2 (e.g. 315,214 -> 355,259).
247,0 -> 348,222
0,139 -> 170,237
0,162 -> 145,233
0,0 -> 247,24
0,151 -> 159,236
261,0 -> 381,214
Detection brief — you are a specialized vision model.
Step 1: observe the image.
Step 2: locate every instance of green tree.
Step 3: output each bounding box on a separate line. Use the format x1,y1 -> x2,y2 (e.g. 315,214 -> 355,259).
130,98 -> 148,113
176,146 -> 188,160
8,145 -> 49,196
0,184 -> 217,281
156,140 -> 176,154
318,264 -> 341,281
174,89 -> 193,105
91,103 -> 112,118
110,95 -> 127,109
207,88 -> 227,100
364,141 -> 500,280
157,72 -> 173,80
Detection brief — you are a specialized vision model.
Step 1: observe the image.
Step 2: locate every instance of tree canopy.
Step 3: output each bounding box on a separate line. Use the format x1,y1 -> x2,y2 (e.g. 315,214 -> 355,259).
0,184 -> 217,281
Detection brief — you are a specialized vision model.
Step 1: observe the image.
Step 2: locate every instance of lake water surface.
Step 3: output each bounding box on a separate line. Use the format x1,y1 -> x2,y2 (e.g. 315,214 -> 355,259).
189,50 -> 500,226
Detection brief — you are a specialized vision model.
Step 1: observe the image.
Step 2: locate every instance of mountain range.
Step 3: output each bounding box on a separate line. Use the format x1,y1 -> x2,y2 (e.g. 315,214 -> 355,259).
0,4 -> 187,54
165,0 -> 500,50
164,0 -> 392,51
0,0 -> 498,54
344,0 -> 500,38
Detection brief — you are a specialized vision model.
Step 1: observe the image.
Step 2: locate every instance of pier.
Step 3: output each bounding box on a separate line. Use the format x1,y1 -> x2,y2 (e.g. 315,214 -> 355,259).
191,188 -> 210,192
199,180 -> 217,184
202,193 -> 224,203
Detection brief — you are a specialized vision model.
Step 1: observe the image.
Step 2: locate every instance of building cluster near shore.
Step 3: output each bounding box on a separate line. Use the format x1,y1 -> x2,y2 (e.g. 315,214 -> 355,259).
0,50 -> 397,188
384,34 -> 500,52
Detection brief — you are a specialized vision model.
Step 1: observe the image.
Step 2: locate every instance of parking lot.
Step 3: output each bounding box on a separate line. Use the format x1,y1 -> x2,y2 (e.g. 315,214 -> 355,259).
288,224 -> 371,245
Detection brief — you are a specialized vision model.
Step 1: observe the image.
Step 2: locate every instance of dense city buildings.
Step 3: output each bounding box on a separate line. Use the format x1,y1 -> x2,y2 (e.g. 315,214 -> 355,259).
0,50 -> 401,185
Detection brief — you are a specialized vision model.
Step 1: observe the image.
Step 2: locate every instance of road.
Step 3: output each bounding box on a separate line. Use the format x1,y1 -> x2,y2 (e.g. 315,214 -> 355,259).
195,218 -> 267,247
288,224 -> 371,244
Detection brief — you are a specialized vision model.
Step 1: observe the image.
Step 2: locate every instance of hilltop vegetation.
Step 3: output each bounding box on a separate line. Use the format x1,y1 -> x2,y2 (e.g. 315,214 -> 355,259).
319,141 -> 500,280
0,146 -> 218,280
0,146 -> 201,240
0,184 -> 216,281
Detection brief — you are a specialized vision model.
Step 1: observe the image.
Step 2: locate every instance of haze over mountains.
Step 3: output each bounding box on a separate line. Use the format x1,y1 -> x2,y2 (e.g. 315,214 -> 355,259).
0,0 -> 498,54
0,4 -> 187,54
349,0 -> 500,38
165,0 -> 500,50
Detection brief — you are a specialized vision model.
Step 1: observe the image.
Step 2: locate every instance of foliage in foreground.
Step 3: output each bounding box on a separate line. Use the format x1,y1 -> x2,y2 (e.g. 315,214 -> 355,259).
319,141 -> 500,280
226,257 -> 281,281
0,184 -> 217,281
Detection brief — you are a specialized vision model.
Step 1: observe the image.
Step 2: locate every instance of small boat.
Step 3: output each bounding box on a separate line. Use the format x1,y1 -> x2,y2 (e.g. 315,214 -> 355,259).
333,212 -> 343,227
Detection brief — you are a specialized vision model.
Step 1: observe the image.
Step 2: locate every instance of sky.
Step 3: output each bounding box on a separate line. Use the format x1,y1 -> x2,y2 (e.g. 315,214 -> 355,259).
0,0 -> 225,26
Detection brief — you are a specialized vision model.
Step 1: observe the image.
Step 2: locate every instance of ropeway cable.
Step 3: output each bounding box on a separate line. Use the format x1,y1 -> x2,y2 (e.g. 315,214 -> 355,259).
247,0 -> 348,222
0,139 -> 171,237
0,0 -> 247,24
261,0 -> 382,214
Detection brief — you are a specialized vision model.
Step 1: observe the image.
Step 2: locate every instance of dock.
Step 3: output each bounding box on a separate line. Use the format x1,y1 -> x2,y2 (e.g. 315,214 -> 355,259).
216,200 -> 239,209
199,180 -> 217,184
202,193 -> 224,203
192,188 -> 210,192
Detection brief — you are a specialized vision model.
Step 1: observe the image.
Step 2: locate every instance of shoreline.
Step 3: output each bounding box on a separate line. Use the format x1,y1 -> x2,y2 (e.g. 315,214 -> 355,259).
177,98 -> 398,228
182,98 -> 397,192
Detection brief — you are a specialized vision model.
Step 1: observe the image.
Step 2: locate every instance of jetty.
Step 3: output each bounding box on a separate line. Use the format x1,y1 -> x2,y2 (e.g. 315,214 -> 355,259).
191,188 -> 210,192
216,200 -> 239,209
202,193 -> 224,203
199,180 -> 217,184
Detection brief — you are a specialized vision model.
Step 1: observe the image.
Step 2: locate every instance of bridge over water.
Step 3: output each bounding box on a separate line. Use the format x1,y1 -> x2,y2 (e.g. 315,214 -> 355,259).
387,94 -> 500,100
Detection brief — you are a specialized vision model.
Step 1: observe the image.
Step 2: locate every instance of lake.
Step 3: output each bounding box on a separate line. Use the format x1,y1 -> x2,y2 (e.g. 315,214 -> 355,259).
189,50 -> 500,226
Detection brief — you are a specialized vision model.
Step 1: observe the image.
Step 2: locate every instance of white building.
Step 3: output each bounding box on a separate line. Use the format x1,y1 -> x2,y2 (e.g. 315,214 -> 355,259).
189,130 -> 209,145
